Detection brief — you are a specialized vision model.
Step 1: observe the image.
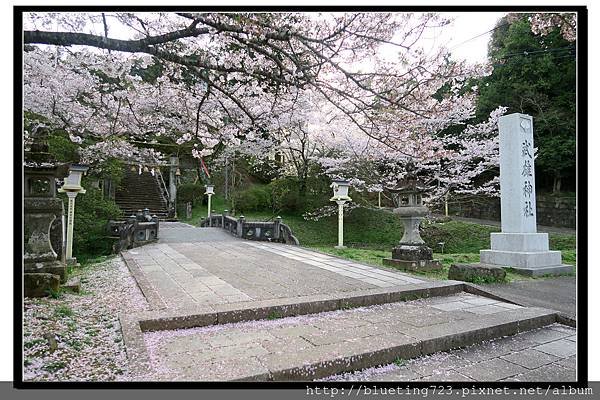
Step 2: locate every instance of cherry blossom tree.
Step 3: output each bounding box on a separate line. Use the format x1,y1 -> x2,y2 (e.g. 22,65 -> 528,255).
529,13 -> 577,42
23,12 -> 467,163
23,10 -> 508,215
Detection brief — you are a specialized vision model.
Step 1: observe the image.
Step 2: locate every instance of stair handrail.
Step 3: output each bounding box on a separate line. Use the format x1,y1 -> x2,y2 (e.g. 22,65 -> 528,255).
155,169 -> 171,207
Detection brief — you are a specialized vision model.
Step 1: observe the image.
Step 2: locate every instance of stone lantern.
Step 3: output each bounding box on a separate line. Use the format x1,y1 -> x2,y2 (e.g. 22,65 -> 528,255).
58,164 -> 89,265
24,128 -> 69,296
205,184 -> 215,226
330,179 -> 351,249
383,167 -> 442,271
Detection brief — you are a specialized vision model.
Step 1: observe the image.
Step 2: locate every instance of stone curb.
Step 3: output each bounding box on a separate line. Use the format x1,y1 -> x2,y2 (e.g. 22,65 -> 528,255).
244,308 -> 559,381
118,313 -> 152,379
463,283 -> 577,327
134,281 -> 465,332
119,288 -> 561,381
121,252 -> 167,310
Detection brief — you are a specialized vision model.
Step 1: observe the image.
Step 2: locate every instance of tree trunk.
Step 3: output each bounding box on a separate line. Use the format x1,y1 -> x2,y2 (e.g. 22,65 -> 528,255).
553,175 -> 562,194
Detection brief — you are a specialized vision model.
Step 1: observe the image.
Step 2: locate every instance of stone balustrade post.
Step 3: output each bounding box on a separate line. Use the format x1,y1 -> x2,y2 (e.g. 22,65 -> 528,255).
222,209 -> 229,228
237,215 -> 245,237
151,215 -> 159,238
273,216 -> 282,240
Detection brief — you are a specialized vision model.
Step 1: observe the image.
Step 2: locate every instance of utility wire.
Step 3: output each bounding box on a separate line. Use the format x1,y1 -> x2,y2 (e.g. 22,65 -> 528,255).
500,46 -> 575,58
449,21 -> 510,51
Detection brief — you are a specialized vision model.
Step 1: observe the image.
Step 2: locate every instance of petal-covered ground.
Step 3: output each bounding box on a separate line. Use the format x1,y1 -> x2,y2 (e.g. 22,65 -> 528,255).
23,256 -> 149,382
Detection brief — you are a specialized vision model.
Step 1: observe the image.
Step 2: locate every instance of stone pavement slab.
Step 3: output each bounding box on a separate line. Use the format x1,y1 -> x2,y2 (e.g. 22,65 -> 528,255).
139,293 -> 557,381
323,323 -> 576,382
158,223 -> 237,243
473,276 -> 576,319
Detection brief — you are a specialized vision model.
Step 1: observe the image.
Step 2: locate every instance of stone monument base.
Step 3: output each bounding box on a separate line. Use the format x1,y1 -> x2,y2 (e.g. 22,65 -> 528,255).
480,232 -> 573,276
480,250 -> 573,277
24,260 -> 67,283
383,258 -> 442,272
24,273 -> 60,298
385,244 -> 442,272
391,244 -> 433,260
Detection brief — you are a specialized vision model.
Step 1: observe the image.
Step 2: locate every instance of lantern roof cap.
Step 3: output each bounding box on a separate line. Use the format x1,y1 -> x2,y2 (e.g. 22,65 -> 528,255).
69,164 -> 89,172
331,179 -> 350,186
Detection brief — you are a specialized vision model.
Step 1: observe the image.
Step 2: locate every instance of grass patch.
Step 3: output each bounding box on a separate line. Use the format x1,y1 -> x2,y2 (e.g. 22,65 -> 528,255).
393,357 -> 406,367
179,194 -> 232,226
267,311 -> 283,320
54,305 -> 74,318
24,338 -> 46,349
43,361 -> 67,372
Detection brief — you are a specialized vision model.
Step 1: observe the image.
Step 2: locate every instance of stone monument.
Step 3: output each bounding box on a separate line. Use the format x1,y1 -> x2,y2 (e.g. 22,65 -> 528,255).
480,113 -> 573,276
383,165 -> 442,272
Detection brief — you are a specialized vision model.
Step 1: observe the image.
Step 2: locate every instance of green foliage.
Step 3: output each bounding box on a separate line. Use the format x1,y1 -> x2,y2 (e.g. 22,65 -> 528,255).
47,130 -> 79,163
54,305 -> 74,318
270,177 -> 302,213
95,158 -> 125,186
248,157 -> 282,182
47,287 -> 62,299
267,311 -> 283,320
60,180 -> 121,260
393,358 -> 406,367
130,57 -> 164,84
477,15 -> 576,191
43,361 -> 67,372
548,233 -> 576,251
233,185 -> 272,213
177,183 -> 205,205
467,275 -> 507,285
421,220 -> 497,253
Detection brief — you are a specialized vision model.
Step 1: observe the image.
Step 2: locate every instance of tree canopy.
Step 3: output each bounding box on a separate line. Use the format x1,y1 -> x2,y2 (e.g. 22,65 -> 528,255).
476,14 -> 576,193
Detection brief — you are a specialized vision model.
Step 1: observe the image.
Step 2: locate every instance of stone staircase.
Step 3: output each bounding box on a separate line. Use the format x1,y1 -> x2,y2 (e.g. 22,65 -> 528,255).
115,167 -> 171,220
120,278 -> 565,381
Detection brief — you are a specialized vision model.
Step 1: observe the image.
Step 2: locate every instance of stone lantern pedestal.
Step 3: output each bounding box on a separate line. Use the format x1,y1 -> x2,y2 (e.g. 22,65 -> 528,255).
24,132 -> 69,296
383,175 -> 442,272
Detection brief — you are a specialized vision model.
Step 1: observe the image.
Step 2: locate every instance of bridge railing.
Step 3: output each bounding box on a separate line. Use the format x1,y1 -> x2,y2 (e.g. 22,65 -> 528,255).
200,212 -> 299,245
108,208 -> 160,253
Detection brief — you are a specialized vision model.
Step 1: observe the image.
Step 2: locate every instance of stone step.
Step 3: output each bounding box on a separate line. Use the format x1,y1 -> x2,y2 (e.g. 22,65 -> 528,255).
127,292 -> 557,381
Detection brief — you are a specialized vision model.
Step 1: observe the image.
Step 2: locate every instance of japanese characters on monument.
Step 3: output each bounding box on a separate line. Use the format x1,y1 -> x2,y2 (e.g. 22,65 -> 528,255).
498,113 -> 537,233
520,118 -> 535,220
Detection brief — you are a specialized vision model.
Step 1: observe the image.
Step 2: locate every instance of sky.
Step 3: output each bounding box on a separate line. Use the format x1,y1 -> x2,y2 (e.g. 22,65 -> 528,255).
24,12 -> 507,65
441,12 -> 506,63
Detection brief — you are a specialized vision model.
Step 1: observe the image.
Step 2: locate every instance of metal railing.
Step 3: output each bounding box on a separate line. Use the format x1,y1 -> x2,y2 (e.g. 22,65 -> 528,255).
155,169 -> 174,218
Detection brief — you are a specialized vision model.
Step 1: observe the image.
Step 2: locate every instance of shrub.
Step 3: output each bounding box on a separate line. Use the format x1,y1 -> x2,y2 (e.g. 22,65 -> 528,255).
47,131 -> 80,163
177,183 -> 205,205
61,178 -> 121,260
269,177 -> 301,213
234,185 -> 272,213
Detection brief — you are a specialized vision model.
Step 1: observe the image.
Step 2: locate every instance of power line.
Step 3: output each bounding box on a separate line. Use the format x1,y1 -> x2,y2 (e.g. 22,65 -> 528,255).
449,21 -> 510,51
500,46 -> 575,58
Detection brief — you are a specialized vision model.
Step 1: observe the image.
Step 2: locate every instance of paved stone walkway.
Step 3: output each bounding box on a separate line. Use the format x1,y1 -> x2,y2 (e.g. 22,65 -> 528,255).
123,222 -> 425,310
246,242 -> 423,287
157,223 -> 237,243
140,292 -> 558,381
475,276 -> 576,319
323,323 -> 576,382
